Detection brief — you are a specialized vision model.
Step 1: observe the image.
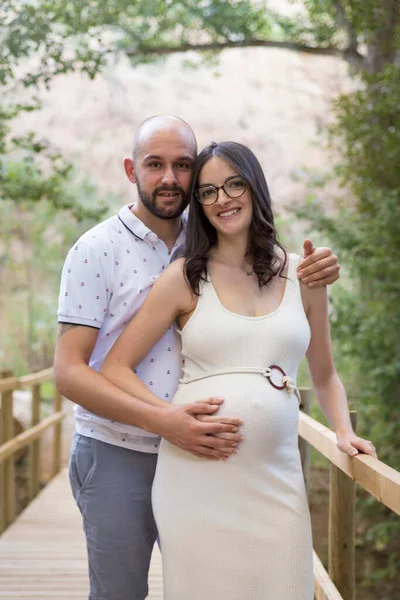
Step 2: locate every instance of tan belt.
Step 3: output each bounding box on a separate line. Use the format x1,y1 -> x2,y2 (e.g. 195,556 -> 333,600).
180,365 -> 301,405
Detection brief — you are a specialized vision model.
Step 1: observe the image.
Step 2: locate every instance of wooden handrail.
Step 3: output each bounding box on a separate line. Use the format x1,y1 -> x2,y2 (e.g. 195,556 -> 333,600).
0,411 -> 65,464
0,377 -> 18,393
299,412 -> 400,515
17,367 -> 54,388
0,368 -> 64,533
313,551 -> 343,600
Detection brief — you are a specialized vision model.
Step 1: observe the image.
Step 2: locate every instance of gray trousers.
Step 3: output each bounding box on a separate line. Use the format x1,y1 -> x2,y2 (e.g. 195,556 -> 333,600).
69,433 -> 158,600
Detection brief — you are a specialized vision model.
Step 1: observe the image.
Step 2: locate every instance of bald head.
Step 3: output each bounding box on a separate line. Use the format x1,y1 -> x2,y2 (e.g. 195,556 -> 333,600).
133,115 -> 197,160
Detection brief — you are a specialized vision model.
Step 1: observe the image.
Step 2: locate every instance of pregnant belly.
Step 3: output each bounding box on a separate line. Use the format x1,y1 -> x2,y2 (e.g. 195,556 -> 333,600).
173,373 -> 300,454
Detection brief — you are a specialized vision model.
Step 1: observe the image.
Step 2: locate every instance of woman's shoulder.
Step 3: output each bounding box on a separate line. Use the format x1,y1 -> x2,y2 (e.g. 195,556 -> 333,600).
163,256 -> 189,283
158,258 -> 195,308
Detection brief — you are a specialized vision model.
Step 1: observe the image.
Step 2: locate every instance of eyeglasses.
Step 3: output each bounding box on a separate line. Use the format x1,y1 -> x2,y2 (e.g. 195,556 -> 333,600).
194,176 -> 247,206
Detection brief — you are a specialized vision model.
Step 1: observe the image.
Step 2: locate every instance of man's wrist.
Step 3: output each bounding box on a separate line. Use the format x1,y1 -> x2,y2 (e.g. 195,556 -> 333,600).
141,404 -> 172,437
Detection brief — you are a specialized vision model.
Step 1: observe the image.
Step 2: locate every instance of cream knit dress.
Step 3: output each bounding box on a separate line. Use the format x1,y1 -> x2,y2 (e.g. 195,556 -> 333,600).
152,254 -> 314,599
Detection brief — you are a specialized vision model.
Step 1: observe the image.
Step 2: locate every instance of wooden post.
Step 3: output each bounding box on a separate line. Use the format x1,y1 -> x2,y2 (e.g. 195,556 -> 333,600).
52,388 -> 62,477
328,411 -> 357,600
0,370 -> 16,532
299,388 -> 312,496
28,383 -> 41,500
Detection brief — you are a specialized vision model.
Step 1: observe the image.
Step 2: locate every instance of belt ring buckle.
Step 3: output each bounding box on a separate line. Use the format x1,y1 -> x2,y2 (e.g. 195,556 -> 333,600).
267,365 -> 287,390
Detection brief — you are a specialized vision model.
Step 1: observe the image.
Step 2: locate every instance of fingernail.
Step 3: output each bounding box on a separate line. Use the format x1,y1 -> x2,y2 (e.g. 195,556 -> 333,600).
302,277 -> 308,283
216,397 -> 224,400
298,270 -> 304,277
350,449 -> 358,456
232,427 -> 238,433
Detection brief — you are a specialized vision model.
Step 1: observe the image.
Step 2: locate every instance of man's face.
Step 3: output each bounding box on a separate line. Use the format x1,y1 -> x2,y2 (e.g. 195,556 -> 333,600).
130,126 -> 196,220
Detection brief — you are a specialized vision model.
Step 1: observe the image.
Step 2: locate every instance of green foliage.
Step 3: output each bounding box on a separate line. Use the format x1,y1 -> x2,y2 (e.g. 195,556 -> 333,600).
297,63 -> 400,472
0,187 -> 111,373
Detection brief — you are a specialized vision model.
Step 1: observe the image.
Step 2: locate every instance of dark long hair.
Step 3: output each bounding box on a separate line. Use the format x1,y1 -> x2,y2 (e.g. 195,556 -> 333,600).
184,141 -> 287,295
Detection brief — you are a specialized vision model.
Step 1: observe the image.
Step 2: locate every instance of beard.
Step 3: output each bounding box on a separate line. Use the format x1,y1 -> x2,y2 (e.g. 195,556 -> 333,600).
136,180 -> 189,220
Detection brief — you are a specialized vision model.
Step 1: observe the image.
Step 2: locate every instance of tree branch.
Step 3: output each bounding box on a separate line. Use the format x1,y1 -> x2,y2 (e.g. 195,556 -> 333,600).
126,39 -> 365,69
331,0 -> 359,53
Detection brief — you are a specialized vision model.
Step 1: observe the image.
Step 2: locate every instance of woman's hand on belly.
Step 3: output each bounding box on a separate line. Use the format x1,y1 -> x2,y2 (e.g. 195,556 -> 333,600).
159,398 -> 244,460
196,413 -> 244,449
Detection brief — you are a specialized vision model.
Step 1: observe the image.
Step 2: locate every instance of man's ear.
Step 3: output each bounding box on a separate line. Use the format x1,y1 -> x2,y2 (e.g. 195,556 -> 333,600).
124,158 -> 137,184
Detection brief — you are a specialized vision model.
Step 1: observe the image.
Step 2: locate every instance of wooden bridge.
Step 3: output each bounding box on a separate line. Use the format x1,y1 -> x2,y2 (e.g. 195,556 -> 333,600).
0,369 -> 399,600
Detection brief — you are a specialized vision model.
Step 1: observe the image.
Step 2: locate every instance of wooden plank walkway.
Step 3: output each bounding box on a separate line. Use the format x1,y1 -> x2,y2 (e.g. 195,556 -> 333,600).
0,469 -> 163,599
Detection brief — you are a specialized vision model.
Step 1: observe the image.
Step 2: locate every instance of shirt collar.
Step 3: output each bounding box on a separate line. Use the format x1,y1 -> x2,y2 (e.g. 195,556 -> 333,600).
118,204 -> 187,246
118,205 -> 152,240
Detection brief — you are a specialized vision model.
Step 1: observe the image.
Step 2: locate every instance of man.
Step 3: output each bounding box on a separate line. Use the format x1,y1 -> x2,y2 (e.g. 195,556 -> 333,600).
54,115 -> 340,600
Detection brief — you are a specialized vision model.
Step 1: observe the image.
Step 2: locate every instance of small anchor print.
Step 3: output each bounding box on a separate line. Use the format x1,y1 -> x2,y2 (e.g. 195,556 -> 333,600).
123,302 -> 127,306
65,292 -> 68,296
139,289 -> 143,293
167,370 -> 170,374
134,369 -> 137,373
165,394 -> 169,398
68,269 -> 71,273
118,230 -> 122,234
134,270 -> 138,273
120,282 -> 124,287
81,282 -> 85,286
116,261 -> 119,265
84,259 -> 88,263
104,252 -> 108,256
143,258 -> 147,262
167,347 -> 171,352
96,296 -> 100,300
96,273 -> 100,278
78,304 -> 82,309
149,381 -> 153,386
127,250 -> 130,254
150,358 -> 155,363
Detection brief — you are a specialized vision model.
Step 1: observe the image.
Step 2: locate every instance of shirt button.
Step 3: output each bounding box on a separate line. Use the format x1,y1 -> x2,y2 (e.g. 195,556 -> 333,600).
147,232 -> 158,243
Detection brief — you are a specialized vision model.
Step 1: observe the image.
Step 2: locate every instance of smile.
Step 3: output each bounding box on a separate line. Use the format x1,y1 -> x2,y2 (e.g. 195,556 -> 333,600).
158,192 -> 180,197
218,207 -> 241,219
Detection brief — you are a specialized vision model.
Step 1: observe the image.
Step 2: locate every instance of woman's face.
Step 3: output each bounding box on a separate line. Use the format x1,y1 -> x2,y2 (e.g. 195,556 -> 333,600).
197,156 -> 253,239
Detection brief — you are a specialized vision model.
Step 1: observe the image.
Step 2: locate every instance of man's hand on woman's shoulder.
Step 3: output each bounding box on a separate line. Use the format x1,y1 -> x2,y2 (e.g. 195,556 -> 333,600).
297,239 -> 340,287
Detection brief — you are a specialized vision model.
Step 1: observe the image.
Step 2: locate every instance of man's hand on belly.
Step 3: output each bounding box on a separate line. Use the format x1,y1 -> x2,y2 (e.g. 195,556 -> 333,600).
158,398 -> 243,460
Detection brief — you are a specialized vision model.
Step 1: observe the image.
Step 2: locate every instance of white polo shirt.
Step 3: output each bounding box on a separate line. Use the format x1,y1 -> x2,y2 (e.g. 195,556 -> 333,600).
57,205 -> 186,453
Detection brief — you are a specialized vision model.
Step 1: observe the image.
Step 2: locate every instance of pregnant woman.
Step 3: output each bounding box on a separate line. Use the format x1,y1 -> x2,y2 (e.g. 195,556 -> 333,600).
102,141 -> 376,599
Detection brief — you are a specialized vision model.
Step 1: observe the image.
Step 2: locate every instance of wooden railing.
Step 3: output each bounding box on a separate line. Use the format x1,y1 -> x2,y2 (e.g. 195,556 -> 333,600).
0,368 -> 65,533
298,389 -> 400,600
